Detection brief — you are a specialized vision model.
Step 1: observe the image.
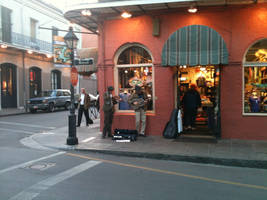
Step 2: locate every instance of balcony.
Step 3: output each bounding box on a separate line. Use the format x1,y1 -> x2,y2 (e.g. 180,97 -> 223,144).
0,29 -> 52,53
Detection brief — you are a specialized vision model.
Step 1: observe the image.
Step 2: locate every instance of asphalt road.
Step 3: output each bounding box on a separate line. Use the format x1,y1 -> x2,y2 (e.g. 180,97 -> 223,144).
0,111 -> 267,200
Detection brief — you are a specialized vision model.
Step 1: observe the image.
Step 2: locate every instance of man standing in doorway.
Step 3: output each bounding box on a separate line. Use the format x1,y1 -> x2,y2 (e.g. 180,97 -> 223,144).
128,85 -> 148,137
181,84 -> 201,130
77,88 -> 91,127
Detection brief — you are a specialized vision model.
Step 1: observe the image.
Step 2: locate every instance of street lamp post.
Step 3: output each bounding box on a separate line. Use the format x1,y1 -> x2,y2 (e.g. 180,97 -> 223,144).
64,27 -> 79,145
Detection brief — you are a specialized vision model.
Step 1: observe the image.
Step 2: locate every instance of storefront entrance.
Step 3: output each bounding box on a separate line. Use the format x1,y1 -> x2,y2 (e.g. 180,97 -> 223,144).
162,24 -> 228,139
177,65 -> 221,138
1,63 -> 17,108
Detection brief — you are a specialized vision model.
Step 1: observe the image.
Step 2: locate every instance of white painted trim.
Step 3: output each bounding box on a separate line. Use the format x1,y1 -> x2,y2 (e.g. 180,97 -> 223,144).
114,43 -> 155,113
16,64 -> 19,108
242,38 -> 267,116
64,0 -> 195,12
0,66 -> 2,110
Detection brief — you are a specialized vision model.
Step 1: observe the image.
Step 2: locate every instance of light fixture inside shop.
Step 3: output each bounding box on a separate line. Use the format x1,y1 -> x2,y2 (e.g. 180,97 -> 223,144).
27,50 -> 33,54
188,6 -> 198,13
46,54 -> 52,58
81,9 -> 91,16
121,11 -> 132,19
1,44 -> 8,48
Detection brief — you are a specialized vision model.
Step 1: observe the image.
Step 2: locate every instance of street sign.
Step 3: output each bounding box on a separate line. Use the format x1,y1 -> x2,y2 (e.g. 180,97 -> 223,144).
71,67 -> 78,86
74,58 -> 94,65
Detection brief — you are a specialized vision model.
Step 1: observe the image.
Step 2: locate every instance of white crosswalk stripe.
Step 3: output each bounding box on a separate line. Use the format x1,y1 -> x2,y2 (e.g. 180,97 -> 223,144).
0,152 -> 65,175
0,121 -> 56,129
8,160 -> 101,200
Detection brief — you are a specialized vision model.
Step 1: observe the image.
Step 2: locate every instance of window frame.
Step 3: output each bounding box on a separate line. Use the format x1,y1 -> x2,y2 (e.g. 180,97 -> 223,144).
114,44 -> 155,113
242,39 -> 267,116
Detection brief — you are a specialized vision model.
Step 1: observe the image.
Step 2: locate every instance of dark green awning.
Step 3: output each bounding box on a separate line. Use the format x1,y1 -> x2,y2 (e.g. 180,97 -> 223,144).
162,25 -> 228,66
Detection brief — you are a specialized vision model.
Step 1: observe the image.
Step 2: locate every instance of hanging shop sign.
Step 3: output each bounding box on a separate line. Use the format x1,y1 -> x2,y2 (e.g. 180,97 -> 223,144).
53,36 -> 71,68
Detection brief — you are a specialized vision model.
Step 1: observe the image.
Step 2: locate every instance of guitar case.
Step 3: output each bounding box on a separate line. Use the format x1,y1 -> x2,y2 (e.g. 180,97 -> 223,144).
163,109 -> 178,139
113,129 -> 138,141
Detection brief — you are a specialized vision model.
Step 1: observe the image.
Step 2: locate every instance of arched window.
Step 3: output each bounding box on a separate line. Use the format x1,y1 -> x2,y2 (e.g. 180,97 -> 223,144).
51,70 -> 61,89
29,67 -> 42,98
243,39 -> 267,115
115,44 -> 154,111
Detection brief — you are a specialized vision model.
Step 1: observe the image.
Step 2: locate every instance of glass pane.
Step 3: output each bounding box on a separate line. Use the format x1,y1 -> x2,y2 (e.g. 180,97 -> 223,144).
118,66 -> 153,110
246,39 -> 267,62
117,47 -> 152,64
8,67 -> 12,95
244,66 -> 267,113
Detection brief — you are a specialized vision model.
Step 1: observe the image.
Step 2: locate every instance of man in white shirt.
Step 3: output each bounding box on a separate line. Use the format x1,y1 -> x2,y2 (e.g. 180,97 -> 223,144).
77,88 -> 91,127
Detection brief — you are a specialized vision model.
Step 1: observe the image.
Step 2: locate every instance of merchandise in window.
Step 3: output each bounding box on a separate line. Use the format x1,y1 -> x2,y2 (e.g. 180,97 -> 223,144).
244,39 -> 267,114
118,67 -> 153,111
244,66 -> 267,113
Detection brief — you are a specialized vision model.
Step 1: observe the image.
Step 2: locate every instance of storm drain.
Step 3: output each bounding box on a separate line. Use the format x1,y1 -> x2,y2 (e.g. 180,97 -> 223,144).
25,163 -> 56,171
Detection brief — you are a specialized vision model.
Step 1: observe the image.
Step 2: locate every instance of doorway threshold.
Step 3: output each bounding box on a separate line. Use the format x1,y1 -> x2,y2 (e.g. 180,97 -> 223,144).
174,134 -> 217,143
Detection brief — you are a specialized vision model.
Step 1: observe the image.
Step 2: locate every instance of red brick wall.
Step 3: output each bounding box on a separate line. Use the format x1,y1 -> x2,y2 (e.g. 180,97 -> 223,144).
95,3 -> 267,140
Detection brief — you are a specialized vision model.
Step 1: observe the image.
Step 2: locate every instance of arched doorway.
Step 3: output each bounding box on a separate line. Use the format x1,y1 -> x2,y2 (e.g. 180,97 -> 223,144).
29,67 -> 42,98
162,25 -> 229,138
1,63 -> 17,108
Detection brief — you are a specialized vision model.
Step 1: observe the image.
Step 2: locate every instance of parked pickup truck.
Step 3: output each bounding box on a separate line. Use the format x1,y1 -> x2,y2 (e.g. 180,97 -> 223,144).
27,89 -> 79,113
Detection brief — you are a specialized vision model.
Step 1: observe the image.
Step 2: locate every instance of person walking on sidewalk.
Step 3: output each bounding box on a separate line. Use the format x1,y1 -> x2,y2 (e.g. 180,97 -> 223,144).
102,86 -> 119,138
181,84 -> 201,131
128,85 -> 148,137
77,88 -> 91,127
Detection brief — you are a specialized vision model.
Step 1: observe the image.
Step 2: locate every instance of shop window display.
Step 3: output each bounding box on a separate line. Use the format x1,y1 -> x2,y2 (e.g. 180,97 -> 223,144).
244,66 -> 267,113
244,39 -> 267,114
116,46 -> 153,111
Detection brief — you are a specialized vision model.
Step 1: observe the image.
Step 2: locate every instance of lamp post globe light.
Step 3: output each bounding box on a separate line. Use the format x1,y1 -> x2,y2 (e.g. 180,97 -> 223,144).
64,26 -> 79,145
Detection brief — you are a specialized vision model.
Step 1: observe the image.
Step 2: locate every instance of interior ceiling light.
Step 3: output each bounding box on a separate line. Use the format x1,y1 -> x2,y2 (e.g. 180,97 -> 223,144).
188,6 -> 197,13
81,9 -> 91,16
46,54 -> 52,58
1,44 -> 8,48
27,50 -> 33,54
121,11 -> 132,19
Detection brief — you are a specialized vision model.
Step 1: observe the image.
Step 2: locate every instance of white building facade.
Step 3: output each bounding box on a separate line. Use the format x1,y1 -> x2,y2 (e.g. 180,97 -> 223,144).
0,0 -> 90,110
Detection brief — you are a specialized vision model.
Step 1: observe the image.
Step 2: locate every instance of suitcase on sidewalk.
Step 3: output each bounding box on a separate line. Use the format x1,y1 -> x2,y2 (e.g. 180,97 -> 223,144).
113,129 -> 138,141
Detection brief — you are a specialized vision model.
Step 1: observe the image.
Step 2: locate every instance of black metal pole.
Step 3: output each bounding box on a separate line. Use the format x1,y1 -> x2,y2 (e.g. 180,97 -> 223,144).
66,33 -> 78,145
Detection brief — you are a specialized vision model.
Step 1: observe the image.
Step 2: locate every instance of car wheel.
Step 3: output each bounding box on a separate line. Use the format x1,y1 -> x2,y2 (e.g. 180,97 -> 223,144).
65,102 -> 71,110
48,103 -> 55,112
30,109 -> 36,113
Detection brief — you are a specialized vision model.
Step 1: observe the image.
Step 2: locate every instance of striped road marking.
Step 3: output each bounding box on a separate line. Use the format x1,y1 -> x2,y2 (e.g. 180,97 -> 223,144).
66,152 -> 267,191
0,152 -> 65,175
0,128 -> 36,135
8,160 -> 101,200
0,121 -> 56,129
82,137 -> 96,143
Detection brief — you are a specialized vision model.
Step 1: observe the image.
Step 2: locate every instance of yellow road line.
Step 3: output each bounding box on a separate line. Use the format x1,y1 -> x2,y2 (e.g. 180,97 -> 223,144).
66,152 -> 267,191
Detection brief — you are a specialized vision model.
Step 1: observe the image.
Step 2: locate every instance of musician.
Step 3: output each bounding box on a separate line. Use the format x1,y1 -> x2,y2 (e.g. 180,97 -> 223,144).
128,85 -> 148,137
102,86 -> 119,138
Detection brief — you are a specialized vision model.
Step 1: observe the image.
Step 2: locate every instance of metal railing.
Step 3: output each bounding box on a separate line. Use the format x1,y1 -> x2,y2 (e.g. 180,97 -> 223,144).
0,29 -> 52,52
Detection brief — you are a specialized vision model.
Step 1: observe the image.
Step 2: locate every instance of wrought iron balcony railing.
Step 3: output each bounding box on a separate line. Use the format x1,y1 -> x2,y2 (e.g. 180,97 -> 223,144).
0,29 -> 52,53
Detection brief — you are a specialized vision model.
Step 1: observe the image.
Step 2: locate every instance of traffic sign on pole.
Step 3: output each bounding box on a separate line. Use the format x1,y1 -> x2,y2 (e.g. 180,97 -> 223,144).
71,67 -> 78,86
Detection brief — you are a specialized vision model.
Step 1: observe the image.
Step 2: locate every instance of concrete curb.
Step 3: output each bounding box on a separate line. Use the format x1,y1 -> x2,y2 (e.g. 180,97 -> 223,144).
45,145 -> 267,169
0,112 -> 28,117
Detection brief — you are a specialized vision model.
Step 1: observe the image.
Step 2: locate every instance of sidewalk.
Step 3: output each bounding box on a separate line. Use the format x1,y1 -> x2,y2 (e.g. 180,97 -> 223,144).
0,108 -> 27,117
29,118 -> 267,169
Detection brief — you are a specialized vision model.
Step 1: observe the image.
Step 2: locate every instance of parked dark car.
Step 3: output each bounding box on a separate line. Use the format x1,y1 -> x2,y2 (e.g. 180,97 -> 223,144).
27,89 -> 78,113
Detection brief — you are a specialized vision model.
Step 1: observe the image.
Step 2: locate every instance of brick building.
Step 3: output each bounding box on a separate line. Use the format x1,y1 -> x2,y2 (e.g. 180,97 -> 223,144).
64,0 -> 267,140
